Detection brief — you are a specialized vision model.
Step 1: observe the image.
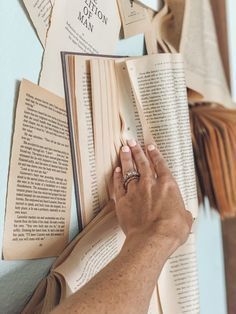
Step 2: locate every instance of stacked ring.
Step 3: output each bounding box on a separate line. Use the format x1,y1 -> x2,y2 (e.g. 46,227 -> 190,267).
123,170 -> 140,190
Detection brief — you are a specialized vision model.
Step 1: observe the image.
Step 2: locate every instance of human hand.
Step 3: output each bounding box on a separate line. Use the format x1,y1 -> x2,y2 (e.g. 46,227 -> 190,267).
113,140 -> 193,256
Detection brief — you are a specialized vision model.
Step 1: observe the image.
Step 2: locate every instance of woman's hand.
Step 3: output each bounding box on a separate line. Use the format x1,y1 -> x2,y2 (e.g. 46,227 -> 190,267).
52,139 -> 193,314
113,139 -> 193,256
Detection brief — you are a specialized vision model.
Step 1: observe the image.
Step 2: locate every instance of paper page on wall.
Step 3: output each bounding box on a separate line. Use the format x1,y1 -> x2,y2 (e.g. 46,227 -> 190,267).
117,0 -> 151,38
40,0 -> 121,97
160,0 -> 185,53
125,53 -> 200,313
126,53 -> 198,218
64,54 -> 117,227
3,79 -> 72,260
22,0 -> 53,46
180,0 -> 232,107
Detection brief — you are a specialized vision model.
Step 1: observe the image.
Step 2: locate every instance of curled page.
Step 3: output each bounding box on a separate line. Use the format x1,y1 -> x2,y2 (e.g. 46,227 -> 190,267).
126,53 -> 198,218
180,0 -> 232,107
156,0 -> 232,107
3,79 -> 72,260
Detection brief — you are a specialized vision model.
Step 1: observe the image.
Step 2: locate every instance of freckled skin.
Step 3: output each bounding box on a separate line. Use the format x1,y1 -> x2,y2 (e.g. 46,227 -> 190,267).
52,141 -> 193,314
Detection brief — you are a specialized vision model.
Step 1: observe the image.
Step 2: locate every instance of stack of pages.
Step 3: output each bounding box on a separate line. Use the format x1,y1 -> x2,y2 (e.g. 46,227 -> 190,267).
190,105 -> 236,217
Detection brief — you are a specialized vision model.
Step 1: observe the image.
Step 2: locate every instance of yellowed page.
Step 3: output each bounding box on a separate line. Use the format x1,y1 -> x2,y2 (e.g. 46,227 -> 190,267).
180,0 -> 232,107
3,79 -> 72,260
40,0 -> 121,97
126,53 -> 200,313
160,0 -> 185,53
152,2 -> 170,53
117,0 -> 151,38
90,59 -> 122,203
22,0 -> 53,46
73,56 -> 100,226
90,59 -> 110,208
115,59 -> 145,146
69,55 -> 119,226
107,61 -> 121,165
68,55 -> 122,226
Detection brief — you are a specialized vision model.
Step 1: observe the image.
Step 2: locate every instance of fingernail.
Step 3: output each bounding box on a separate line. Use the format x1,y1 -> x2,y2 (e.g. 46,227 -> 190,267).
147,144 -> 155,151
122,145 -> 130,153
127,139 -> 137,147
115,167 -> 121,173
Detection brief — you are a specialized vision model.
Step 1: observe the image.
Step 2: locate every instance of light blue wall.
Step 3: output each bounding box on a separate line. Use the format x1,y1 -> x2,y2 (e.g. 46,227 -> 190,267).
0,1 -> 227,313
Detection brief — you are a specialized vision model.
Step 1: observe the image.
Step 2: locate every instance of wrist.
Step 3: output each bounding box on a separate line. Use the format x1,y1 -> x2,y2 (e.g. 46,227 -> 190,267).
121,229 -> 177,265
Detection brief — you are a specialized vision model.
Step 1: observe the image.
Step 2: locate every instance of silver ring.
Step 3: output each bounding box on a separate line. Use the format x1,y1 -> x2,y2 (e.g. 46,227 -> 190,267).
123,170 -> 140,190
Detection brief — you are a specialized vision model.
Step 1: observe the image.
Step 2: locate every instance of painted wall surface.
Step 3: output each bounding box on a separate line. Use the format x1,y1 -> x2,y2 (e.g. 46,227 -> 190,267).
0,1 -> 227,313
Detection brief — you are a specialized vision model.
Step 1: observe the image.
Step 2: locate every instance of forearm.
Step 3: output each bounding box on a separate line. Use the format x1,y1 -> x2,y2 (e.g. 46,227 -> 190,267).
51,233 -> 174,314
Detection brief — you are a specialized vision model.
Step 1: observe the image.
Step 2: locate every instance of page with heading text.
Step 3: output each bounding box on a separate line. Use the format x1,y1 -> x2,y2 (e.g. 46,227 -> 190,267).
40,0 -> 121,97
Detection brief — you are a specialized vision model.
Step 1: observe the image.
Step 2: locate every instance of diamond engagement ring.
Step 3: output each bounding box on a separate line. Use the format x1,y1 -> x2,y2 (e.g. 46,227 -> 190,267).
123,170 -> 140,190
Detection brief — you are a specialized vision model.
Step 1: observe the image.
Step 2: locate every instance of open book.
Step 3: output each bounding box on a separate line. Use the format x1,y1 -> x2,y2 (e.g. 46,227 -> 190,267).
23,52 -> 200,313
61,52 -> 198,228
60,52 -> 199,313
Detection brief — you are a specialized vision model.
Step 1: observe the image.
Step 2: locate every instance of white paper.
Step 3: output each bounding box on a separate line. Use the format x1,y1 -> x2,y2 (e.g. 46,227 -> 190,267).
40,0 -> 121,97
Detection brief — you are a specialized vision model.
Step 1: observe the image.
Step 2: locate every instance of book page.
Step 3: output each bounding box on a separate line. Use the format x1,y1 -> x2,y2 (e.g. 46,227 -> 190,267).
160,0 -> 185,53
117,0 -> 151,38
148,288 -> 162,314
158,234 -> 199,313
90,59 -> 121,206
22,0 -> 53,46
54,212 -> 125,295
65,54 -> 123,227
126,53 -> 200,313
73,56 -> 100,226
126,53 -> 198,217
152,2 -> 170,53
115,59 -> 145,146
180,0 -> 232,107
3,79 -> 72,260
40,0 -> 121,97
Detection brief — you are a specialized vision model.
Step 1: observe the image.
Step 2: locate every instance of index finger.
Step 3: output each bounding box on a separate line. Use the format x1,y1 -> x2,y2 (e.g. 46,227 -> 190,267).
147,144 -> 171,177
